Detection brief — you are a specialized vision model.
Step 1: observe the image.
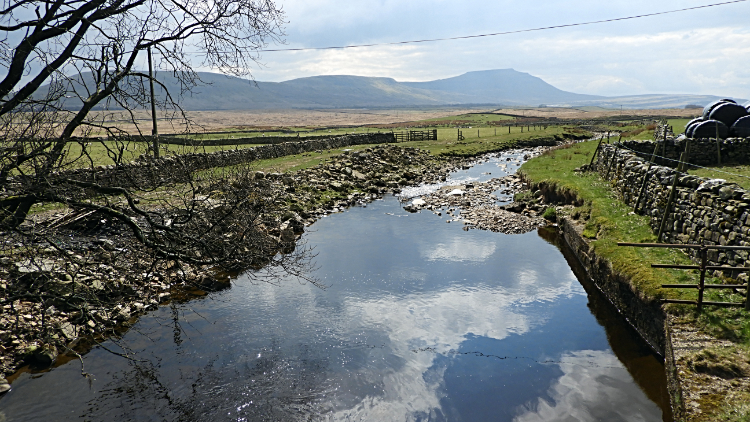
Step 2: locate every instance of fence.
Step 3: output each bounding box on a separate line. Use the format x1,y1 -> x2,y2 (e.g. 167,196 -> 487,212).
619,242 -> 750,311
393,129 -> 438,142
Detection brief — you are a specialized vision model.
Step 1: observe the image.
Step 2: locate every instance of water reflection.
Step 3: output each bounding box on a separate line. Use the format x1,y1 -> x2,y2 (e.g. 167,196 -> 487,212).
422,237 -> 497,262
0,193 -> 668,421
515,350 -> 661,422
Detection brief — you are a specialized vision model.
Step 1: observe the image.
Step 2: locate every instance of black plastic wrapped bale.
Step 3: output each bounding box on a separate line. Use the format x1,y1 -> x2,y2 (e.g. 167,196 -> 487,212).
702,98 -> 736,119
684,117 -> 704,135
731,115 -> 750,138
745,101 -> 750,113
709,102 -> 749,127
692,119 -> 729,139
686,122 -> 702,138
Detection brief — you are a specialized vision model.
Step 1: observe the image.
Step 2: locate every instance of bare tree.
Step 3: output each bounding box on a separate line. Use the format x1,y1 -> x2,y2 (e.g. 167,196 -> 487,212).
0,0 -> 316,370
1,0 -> 285,225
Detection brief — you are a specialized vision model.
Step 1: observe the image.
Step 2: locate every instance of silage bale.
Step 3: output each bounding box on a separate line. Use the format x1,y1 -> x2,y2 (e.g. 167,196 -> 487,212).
731,115 -> 750,138
684,117 -> 704,136
702,99 -> 736,120
692,119 -> 729,139
709,102 -> 748,127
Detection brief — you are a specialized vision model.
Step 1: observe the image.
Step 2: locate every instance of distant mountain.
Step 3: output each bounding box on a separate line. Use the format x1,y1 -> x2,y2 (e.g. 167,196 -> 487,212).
40,69 -> 747,111
402,69 -> 603,105
571,94 -> 748,110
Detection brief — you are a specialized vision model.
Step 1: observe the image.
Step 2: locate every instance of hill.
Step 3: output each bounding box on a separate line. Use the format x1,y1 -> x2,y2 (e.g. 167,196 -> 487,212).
43,69 -> 746,111
402,69 -> 602,106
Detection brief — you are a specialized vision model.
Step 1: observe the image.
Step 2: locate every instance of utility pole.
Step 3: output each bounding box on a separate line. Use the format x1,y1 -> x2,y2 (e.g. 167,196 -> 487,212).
148,46 -> 159,158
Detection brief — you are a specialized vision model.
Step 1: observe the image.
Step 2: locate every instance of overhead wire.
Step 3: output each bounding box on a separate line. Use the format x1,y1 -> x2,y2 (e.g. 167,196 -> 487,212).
255,0 -> 749,53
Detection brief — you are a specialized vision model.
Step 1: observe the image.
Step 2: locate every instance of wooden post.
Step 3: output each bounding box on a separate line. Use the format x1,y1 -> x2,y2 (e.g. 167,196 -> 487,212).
698,246 -> 707,313
588,136 -> 604,169
634,142 -> 661,213
509,125 -> 511,134
478,129 -> 480,138
657,140 -> 691,242
605,143 -> 619,180
716,122 -> 722,165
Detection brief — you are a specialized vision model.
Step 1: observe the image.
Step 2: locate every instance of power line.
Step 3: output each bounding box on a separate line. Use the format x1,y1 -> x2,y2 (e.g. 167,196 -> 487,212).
257,0 -> 748,53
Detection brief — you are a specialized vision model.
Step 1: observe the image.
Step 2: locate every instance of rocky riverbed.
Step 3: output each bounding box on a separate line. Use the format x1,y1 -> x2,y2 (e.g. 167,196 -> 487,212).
401,174 -> 549,234
0,142 -> 559,388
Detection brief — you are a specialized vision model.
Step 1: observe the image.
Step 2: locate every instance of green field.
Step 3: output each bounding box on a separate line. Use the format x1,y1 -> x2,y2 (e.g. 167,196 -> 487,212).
417,113 -> 516,124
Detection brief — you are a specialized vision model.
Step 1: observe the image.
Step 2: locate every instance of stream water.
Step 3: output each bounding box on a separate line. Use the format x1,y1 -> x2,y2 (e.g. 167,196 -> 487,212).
0,152 -> 672,421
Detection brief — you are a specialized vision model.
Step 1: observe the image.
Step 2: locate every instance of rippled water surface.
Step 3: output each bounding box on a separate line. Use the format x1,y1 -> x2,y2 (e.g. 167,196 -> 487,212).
0,152 -> 672,421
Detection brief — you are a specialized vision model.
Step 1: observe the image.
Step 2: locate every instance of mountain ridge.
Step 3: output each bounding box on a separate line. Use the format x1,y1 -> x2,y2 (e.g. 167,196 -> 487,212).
45,69 -> 746,111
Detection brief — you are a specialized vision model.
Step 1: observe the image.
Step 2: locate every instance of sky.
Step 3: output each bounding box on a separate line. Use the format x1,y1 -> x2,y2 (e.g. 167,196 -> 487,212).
220,0 -> 750,98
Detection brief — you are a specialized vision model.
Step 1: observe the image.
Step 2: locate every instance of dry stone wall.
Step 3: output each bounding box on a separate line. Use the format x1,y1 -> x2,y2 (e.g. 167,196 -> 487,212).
619,137 -> 750,168
45,133 -> 396,190
596,142 -> 750,277
158,133 -> 342,146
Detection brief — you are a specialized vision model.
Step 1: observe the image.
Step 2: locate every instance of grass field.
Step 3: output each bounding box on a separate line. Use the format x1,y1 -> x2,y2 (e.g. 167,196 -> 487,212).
53,116 -> 568,168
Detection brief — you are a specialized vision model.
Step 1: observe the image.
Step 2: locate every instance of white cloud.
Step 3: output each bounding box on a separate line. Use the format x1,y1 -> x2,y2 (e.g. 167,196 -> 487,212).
242,1 -> 750,98
421,237 -> 497,262
514,350 -> 662,422
322,271 -> 578,420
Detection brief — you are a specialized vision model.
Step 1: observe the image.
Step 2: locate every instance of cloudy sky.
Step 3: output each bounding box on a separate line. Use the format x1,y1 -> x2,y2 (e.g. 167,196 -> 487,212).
233,0 -> 750,98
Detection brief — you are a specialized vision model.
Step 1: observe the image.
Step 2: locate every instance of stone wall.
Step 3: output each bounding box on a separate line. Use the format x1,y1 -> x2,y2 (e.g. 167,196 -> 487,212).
43,132 -> 396,190
619,137 -> 750,168
595,142 -> 750,274
158,133 -> 342,146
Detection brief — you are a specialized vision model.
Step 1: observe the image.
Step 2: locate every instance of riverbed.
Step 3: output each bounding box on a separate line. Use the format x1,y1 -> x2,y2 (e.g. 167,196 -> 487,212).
0,151 -> 672,421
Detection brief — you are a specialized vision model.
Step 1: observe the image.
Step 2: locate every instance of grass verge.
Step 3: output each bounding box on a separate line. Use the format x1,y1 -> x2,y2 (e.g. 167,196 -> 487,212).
519,139 -> 750,419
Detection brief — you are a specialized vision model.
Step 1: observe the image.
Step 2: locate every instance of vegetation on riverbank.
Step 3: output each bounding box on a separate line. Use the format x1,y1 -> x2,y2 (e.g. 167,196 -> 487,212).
519,139 -> 750,421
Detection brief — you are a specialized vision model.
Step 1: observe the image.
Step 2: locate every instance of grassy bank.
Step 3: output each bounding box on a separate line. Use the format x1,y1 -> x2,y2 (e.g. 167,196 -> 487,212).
519,140 -> 750,420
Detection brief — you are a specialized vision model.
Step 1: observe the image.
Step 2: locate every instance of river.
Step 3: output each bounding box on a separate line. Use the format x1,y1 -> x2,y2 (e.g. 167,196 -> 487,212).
0,151 -> 672,421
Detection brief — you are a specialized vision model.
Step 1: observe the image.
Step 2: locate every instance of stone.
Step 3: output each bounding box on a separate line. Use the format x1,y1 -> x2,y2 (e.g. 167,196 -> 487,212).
32,346 -> 58,367
719,186 -> 736,200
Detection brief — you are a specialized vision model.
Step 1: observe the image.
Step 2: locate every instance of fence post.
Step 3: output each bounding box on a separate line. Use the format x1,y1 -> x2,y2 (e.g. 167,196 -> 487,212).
716,122 -> 722,165
605,143 -> 619,180
657,140 -> 691,242
588,135 -> 604,169
634,142 -> 662,213
698,246 -> 707,313
509,125 -> 511,134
